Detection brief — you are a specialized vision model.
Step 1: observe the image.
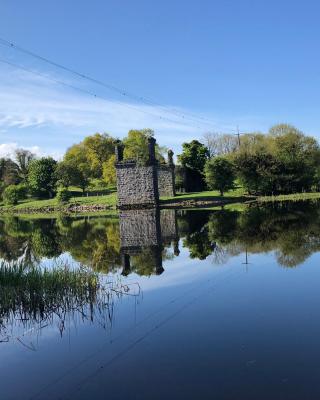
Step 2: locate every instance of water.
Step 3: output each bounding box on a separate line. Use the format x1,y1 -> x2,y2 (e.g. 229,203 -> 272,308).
1,202 -> 320,399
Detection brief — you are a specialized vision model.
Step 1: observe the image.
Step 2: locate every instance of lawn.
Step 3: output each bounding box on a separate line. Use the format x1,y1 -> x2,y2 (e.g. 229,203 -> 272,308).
160,186 -> 248,203
0,191 -> 117,213
257,192 -> 320,202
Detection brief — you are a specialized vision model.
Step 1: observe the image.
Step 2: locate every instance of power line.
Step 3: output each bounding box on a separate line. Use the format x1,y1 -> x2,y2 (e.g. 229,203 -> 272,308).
0,37 -> 237,132
0,57 -> 206,130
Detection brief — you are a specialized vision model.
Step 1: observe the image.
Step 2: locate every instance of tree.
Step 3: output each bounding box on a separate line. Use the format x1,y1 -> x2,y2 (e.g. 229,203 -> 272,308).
203,132 -> 238,158
14,149 -> 35,182
83,133 -> 116,177
178,140 -> 209,173
123,129 -> 165,163
231,125 -> 320,195
55,161 -> 80,189
28,157 -> 57,198
205,157 -> 235,196
75,163 -> 91,193
64,133 -> 117,179
177,140 -> 210,191
0,158 -> 19,186
102,155 -> 116,186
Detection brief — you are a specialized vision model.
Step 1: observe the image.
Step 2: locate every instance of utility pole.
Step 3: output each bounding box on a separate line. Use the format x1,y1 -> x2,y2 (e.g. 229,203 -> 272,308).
236,125 -> 241,147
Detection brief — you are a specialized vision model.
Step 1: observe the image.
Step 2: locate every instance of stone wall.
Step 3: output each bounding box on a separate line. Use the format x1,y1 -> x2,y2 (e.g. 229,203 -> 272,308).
157,165 -> 175,197
119,208 -> 163,275
160,209 -> 178,243
116,162 -> 159,209
119,208 -> 161,249
115,138 -> 175,209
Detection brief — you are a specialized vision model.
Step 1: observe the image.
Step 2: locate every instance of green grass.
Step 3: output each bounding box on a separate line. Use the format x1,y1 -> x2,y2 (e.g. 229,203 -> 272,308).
257,192 -> 320,202
161,186 -> 249,202
0,191 -> 117,213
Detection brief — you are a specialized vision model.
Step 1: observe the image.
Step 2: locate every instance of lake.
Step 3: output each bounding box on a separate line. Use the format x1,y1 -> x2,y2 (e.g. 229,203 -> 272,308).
1,201 -> 320,399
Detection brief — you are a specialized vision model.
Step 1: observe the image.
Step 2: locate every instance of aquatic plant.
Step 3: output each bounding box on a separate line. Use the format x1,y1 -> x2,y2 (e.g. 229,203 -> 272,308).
0,262 -> 140,346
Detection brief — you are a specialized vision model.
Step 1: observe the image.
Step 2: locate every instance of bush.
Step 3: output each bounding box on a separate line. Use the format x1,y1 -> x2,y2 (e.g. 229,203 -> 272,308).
3,184 -> 28,205
56,188 -> 71,204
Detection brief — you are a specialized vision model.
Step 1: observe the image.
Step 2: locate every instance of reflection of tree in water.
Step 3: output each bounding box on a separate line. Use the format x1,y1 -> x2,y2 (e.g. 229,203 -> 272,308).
0,216 -> 122,272
0,263 -> 140,347
179,202 -> 320,268
2,203 -> 320,271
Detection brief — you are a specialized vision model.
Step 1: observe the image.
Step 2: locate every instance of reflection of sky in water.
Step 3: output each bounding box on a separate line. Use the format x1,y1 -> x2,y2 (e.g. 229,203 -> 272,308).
2,206 -> 320,399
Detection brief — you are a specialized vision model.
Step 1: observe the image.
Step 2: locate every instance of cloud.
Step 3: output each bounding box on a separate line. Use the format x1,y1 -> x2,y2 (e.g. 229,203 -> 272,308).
0,62 -> 249,154
0,142 -> 62,160
0,142 -> 40,158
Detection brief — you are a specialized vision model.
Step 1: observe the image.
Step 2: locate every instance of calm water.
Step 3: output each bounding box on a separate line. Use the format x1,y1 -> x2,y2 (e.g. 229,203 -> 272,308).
2,202 -> 320,399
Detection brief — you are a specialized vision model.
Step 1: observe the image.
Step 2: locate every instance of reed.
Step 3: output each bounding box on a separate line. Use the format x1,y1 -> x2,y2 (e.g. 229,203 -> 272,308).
0,262 -> 129,341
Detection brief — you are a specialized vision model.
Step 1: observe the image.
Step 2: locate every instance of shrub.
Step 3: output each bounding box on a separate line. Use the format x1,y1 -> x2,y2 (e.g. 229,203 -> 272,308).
3,184 -> 28,205
56,188 -> 71,204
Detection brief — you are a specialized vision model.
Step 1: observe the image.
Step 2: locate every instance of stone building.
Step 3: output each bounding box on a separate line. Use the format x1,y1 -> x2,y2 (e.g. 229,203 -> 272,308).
119,208 -> 179,276
115,137 -> 175,209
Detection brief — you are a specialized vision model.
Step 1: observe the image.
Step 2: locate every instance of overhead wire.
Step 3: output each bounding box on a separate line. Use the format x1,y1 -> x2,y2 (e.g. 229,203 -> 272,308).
0,37 -> 237,133
0,57 -> 206,130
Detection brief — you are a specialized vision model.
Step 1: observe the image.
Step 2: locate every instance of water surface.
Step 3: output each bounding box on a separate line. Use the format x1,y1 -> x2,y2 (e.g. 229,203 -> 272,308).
1,202 -> 320,399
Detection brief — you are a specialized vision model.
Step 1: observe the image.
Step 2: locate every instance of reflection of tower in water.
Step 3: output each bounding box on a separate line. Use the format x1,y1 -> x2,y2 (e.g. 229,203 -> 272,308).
119,209 -> 179,276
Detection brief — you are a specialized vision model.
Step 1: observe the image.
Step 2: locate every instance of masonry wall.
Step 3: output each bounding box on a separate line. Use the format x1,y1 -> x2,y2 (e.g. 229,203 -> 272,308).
157,165 -> 175,197
160,209 -> 178,243
119,208 -> 161,249
116,162 -> 159,209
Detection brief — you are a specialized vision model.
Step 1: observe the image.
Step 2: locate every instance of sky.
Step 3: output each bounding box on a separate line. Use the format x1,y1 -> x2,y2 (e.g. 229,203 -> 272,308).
1,0 -> 320,159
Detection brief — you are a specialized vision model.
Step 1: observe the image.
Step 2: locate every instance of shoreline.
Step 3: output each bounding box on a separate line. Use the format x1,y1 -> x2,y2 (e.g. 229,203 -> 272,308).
1,191 -> 320,216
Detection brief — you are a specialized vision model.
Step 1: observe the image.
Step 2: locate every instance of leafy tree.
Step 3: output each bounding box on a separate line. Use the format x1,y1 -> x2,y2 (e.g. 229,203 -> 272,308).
28,157 -> 57,198
83,133 -> 116,177
102,155 -> 116,186
64,142 -> 87,166
232,125 -> 320,195
65,133 -> 116,179
177,140 -> 209,173
205,157 -> 235,196
55,161 -> 80,189
123,129 -> 165,163
76,163 -> 91,193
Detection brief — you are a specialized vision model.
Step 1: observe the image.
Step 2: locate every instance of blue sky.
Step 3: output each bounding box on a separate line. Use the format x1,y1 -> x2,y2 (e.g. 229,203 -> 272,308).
1,0 -> 320,158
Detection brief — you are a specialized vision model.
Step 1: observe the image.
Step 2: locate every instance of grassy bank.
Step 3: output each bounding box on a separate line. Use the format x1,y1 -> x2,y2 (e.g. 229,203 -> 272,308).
2,186 -> 320,215
257,192 -> 320,202
0,191 -> 117,214
160,187 -> 252,208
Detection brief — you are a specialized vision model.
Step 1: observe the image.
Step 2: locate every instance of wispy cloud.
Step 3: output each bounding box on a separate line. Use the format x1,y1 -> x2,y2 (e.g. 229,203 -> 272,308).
0,63 -> 256,155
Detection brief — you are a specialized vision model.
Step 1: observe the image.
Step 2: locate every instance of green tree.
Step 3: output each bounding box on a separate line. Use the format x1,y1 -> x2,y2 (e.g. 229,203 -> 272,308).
55,161 -> 80,189
102,154 -> 116,186
205,157 -> 235,196
28,157 -> 57,198
177,140 -> 210,173
123,129 -> 165,163
83,133 -> 116,177
64,133 -> 117,179
232,125 -> 320,195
